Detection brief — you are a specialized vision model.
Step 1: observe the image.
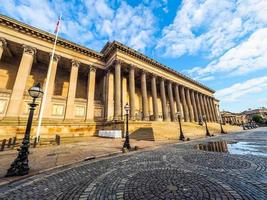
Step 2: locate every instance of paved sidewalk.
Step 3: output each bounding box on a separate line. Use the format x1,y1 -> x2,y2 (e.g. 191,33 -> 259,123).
0,136 -> 175,185
0,128 -> 266,199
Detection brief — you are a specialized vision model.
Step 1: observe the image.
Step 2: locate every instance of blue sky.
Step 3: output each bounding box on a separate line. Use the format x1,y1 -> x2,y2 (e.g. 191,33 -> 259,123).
1,0 -> 267,112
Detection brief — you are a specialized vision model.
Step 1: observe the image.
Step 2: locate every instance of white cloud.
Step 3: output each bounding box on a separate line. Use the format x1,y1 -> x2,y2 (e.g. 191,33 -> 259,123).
215,76 -> 267,102
0,0 -> 57,32
157,0 -> 267,58
188,28 -> 267,78
0,0 -> 157,52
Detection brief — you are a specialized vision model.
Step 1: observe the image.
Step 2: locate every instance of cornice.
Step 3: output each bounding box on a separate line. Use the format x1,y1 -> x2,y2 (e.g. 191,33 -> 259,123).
102,41 -> 215,93
0,14 -> 104,60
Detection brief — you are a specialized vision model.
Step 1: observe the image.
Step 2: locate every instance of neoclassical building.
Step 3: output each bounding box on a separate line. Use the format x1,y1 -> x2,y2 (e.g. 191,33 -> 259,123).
0,14 -> 220,139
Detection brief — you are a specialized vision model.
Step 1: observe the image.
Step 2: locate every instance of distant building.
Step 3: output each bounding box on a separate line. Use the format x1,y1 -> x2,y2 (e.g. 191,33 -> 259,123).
220,111 -> 245,125
242,107 -> 267,121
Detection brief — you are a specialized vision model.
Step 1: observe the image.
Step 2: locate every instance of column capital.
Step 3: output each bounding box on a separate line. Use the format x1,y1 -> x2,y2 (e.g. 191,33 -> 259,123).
22,45 -> 36,56
71,59 -> 80,68
126,64 -> 137,74
0,37 -> 7,48
49,53 -> 61,62
114,59 -> 123,66
150,73 -> 157,78
189,88 -> 195,93
167,80 -> 173,85
128,63 -> 136,69
89,65 -> 96,72
141,69 -> 147,75
159,76 -> 165,82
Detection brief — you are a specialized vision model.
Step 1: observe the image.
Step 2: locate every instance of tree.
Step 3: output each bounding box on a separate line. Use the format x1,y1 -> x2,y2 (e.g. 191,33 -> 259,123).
252,114 -> 263,123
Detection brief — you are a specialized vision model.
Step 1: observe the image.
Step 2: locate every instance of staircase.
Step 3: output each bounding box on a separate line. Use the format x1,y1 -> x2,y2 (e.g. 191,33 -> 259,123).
128,121 -> 242,141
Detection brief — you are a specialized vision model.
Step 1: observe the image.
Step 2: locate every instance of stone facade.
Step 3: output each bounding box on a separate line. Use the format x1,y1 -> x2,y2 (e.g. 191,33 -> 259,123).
0,15 -> 220,139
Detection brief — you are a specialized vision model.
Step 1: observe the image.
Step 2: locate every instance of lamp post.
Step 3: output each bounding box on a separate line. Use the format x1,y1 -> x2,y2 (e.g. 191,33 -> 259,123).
198,115 -> 203,126
123,103 -> 131,150
219,118 -> 226,134
6,83 -> 43,177
203,115 -> 211,137
176,112 -> 185,141
242,120 -> 246,130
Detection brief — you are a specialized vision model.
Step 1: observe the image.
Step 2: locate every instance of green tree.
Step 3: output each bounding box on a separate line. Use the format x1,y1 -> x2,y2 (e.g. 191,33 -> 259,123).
252,114 -> 263,123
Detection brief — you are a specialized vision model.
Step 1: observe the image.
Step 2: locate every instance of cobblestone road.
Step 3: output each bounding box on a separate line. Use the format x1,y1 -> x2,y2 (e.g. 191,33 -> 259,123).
0,128 -> 267,200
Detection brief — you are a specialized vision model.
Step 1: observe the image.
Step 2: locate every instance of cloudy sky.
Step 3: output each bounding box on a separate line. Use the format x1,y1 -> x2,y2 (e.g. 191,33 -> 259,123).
1,0 -> 267,112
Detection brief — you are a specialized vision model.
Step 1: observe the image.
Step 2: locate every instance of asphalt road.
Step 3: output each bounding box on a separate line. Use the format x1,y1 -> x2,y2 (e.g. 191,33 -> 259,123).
0,128 -> 267,200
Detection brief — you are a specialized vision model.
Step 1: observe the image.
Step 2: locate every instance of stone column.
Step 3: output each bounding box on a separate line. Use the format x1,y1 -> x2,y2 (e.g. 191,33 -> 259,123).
86,66 -> 96,121
174,84 -> 183,118
210,97 -> 218,122
104,70 -> 114,120
185,88 -> 194,122
65,60 -> 80,119
114,60 -> 121,120
0,38 -> 7,60
190,90 -> 198,122
151,75 -> 159,121
202,95 -> 210,122
160,78 -> 169,121
205,95 -> 213,122
43,54 -> 60,118
141,70 -> 149,121
167,82 -> 175,121
6,45 -> 36,117
199,93 -> 206,119
207,97 -> 215,122
129,65 -> 135,120
180,86 -> 189,122
195,92 -> 202,120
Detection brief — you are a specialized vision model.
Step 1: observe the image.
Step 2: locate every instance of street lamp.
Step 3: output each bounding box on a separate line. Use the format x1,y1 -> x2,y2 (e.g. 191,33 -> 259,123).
242,120 -> 246,130
176,112 -> 185,141
6,83 -> 43,177
123,103 -> 131,150
219,118 -> 226,134
198,115 -> 203,126
203,115 -> 211,137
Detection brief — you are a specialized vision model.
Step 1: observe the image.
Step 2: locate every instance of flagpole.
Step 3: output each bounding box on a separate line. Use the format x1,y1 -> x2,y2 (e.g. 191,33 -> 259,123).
36,14 -> 62,142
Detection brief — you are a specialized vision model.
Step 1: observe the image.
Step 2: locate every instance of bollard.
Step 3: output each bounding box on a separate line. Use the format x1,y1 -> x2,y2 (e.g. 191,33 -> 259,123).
33,137 -> 37,148
12,137 -> 17,148
1,139 -> 7,151
7,138 -> 12,148
55,135 -> 61,145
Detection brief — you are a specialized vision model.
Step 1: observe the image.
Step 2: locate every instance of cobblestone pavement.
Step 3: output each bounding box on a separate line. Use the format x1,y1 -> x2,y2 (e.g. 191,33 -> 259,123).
0,128 -> 267,200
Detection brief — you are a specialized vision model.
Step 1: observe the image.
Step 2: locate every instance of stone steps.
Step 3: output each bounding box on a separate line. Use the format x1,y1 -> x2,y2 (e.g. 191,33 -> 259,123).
128,121 -> 242,141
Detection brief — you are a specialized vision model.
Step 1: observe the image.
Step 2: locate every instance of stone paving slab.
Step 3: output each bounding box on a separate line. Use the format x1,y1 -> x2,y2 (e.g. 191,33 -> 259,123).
0,136 -> 175,186
0,128 -> 267,199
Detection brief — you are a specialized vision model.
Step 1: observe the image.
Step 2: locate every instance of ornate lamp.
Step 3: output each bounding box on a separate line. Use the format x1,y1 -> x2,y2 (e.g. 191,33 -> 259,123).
123,103 -> 131,149
6,83 -> 43,176
203,115 -> 211,137
176,112 -> 185,141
